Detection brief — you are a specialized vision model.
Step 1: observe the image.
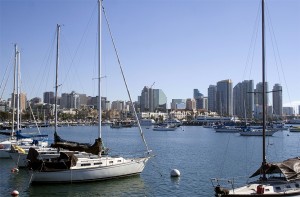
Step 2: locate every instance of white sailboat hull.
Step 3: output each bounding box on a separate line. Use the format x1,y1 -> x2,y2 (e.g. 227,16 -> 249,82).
31,156 -> 149,183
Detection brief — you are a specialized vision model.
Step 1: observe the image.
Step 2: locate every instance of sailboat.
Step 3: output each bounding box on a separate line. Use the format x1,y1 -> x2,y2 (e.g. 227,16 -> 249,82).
27,0 -> 151,184
0,45 -> 47,158
212,0 -> 300,196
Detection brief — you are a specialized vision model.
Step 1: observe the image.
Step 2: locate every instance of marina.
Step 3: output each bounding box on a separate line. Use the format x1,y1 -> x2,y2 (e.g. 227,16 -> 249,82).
0,125 -> 299,196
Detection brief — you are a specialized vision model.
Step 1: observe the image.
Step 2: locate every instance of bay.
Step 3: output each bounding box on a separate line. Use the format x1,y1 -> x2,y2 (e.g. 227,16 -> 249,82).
0,125 -> 298,196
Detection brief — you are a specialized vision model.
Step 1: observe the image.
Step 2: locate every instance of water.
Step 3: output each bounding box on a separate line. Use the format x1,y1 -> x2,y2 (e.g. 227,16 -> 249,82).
1,126 -> 299,196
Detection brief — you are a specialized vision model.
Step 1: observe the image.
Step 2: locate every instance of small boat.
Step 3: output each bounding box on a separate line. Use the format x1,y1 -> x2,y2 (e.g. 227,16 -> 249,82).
239,128 -> 277,136
290,126 -> 300,132
215,126 -> 242,133
153,124 -> 177,131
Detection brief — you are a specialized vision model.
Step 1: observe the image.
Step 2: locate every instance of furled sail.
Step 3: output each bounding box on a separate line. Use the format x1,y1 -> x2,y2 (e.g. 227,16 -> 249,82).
51,131 -> 103,155
250,157 -> 300,181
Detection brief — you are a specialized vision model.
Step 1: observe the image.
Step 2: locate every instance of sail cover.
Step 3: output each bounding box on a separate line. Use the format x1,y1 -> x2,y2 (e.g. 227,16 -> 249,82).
51,131 -> 102,155
250,157 -> 300,181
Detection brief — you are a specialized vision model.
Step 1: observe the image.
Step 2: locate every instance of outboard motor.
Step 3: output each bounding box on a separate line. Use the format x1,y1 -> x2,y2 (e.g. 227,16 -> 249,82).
215,185 -> 229,196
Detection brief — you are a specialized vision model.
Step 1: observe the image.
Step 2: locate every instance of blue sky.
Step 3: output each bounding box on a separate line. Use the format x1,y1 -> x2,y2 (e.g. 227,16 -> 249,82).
0,0 -> 299,109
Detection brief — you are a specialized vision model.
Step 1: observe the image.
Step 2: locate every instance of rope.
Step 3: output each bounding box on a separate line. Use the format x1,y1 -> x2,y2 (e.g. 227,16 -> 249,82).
102,4 -> 150,154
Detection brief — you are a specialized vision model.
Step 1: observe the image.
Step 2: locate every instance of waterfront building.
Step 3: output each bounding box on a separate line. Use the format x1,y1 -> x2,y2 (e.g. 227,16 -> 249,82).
171,99 -> 186,110
272,84 -> 283,117
0,100 -> 8,112
60,91 -> 80,109
78,94 -> 87,106
111,100 -> 124,111
193,89 -> 204,110
43,91 -> 54,104
208,85 -> 217,112
216,79 -> 233,116
30,97 -> 42,104
233,80 -> 254,119
203,97 -> 208,111
283,107 -> 294,116
255,82 -> 269,107
11,92 -> 27,112
140,86 -> 167,112
186,98 -> 196,111
153,89 -> 167,112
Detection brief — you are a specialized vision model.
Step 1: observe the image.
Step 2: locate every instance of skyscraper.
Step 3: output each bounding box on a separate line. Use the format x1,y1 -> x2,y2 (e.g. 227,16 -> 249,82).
233,80 -> 254,119
272,84 -> 282,117
193,89 -> 204,110
216,79 -> 233,116
43,91 -> 54,104
208,85 -> 217,112
255,82 -> 269,106
140,86 -> 167,112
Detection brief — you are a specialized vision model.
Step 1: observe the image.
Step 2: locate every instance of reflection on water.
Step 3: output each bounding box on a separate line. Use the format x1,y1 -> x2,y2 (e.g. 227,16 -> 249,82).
28,176 -> 146,197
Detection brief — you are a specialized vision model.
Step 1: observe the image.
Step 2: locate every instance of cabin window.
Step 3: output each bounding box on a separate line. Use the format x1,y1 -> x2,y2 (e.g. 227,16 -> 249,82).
265,189 -> 269,192
295,183 -> 300,188
81,163 -> 91,166
109,161 -> 113,164
286,185 -> 291,188
94,162 -> 102,165
275,187 -> 281,191
118,160 -> 122,162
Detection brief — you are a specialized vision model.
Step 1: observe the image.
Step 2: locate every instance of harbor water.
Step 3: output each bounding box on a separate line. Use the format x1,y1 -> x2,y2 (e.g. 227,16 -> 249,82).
0,125 -> 299,196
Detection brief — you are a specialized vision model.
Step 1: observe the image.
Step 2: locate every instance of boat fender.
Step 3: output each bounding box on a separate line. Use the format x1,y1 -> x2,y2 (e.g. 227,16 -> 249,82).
0,144 -> 4,149
11,190 -> 19,196
11,167 -> 19,173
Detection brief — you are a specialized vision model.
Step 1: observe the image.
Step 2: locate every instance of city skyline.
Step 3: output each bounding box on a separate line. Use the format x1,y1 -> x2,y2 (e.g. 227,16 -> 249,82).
1,0 -> 299,109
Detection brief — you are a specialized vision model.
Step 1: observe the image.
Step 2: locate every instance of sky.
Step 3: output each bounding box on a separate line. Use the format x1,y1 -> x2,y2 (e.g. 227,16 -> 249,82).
0,0 -> 299,110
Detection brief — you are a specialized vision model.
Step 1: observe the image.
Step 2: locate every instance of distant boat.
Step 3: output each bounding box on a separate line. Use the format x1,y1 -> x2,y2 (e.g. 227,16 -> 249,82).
163,119 -> 182,127
215,126 -> 242,133
153,124 -> 177,131
239,128 -> 277,136
290,126 -> 300,132
139,119 -> 155,126
212,0 -> 300,195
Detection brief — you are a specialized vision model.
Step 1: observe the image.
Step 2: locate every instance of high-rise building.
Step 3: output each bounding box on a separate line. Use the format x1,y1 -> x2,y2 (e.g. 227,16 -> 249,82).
283,107 -> 294,116
11,92 -> 27,112
43,91 -> 55,104
111,100 -> 124,111
186,98 -> 196,111
208,85 -> 217,112
216,79 -> 233,116
153,89 -> 167,112
272,84 -> 282,117
140,86 -> 167,112
233,80 -> 254,119
193,89 -> 204,110
255,82 -> 269,106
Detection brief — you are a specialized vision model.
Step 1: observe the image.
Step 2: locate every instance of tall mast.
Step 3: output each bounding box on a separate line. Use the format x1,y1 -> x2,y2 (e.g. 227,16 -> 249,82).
262,0 -> 267,180
16,48 -> 20,132
54,24 -> 60,134
98,0 -> 102,139
11,44 -> 17,136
